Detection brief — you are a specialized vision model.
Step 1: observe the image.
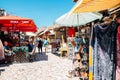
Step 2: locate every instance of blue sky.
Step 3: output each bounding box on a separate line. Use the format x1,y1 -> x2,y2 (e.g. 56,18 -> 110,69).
0,0 -> 75,28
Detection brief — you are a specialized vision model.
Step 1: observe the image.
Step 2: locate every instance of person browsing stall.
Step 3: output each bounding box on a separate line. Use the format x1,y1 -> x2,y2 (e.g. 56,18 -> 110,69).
3,41 -> 13,63
4,41 -> 13,55
24,40 -> 34,52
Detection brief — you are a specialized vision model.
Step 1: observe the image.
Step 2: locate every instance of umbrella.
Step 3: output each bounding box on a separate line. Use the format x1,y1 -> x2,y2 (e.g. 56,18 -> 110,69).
55,12 -> 102,26
0,15 -> 37,32
70,0 -> 120,13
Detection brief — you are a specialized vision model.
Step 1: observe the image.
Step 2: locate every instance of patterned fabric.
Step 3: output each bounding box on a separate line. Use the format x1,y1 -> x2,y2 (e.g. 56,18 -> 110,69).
116,26 -> 120,80
90,21 -> 117,80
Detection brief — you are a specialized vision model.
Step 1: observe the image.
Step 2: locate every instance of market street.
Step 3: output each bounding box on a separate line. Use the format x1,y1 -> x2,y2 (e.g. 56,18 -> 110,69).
0,48 -> 79,80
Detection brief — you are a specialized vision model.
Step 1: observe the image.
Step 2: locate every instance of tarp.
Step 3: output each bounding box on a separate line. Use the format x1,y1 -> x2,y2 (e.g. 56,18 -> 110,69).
70,0 -> 120,13
0,15 -> 37,32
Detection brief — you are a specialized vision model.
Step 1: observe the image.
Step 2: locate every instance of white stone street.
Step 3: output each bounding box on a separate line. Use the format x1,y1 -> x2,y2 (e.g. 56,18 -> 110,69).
0,48 -> 79,80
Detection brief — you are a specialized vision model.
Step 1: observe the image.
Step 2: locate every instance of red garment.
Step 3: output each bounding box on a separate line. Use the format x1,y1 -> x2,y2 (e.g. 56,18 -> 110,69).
116,26 -> 120,80
68,28 -> 75,37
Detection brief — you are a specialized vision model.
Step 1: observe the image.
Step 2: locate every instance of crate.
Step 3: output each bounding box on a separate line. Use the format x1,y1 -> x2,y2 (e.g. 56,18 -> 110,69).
13,52 -> 28,63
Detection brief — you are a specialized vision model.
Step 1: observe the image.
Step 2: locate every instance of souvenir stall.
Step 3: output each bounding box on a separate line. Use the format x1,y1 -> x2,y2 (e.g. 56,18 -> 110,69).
55,11 -> 102,58
0,15 -> 37,63
71,13 -> 120,80
67,26 -> 89,79
69,0 -> 120,79
55,9 -> 103,79
50,27 -> 66,54
89,12 -> 120,80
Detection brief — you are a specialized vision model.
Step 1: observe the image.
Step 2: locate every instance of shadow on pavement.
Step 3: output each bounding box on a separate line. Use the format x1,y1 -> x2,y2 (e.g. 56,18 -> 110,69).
52,52 -> 67,58
0,59 -> 12,67
34,52 -> 48,61
0,69 -> 5,75
0,63 -> 11,67
52,53 -> 60,57
0,61 -> 6,76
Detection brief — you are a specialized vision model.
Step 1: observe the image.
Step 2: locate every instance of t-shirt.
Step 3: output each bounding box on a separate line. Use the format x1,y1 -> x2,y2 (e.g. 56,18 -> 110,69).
4,46 -> 12,55
4,46 -> 9,51
43,40 -> 48,46
27,44 -> 33,52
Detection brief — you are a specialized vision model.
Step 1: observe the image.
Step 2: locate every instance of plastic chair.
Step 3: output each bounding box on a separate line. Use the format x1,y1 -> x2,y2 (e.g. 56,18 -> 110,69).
60,42 -> 68,57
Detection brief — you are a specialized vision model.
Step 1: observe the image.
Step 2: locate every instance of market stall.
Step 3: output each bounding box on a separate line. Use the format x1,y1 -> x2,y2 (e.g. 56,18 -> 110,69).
68,1 -> 120,80
0,15 -> 37,63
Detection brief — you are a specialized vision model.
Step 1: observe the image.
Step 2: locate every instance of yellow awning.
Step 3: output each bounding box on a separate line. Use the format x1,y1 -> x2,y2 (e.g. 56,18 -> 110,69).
70,0 -> 120,13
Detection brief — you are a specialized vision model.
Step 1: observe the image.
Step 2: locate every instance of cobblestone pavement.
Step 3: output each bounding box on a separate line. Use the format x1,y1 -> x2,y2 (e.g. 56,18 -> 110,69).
0,48 -> 79,80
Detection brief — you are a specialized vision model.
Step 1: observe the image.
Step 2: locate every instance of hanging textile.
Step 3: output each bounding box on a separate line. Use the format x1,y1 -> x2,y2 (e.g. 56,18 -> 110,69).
116,26 -> 120,80
90,21 -> 117,80
68,27 -> 75,37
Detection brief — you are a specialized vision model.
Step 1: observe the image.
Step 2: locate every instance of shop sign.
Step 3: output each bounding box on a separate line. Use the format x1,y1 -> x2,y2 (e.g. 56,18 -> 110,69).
10,20 -> 30,24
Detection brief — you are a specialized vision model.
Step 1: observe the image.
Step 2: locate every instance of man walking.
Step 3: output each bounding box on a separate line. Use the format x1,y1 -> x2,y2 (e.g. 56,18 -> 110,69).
38,39 -> 43,54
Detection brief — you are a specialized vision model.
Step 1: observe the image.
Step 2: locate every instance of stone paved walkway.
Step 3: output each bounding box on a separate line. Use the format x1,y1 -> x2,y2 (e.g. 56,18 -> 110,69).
0,48 -> 79,80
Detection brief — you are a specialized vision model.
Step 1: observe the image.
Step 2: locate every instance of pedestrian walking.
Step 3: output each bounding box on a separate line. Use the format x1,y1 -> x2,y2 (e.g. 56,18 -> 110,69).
43,39 -> 48,53
38,39 -> 43,54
